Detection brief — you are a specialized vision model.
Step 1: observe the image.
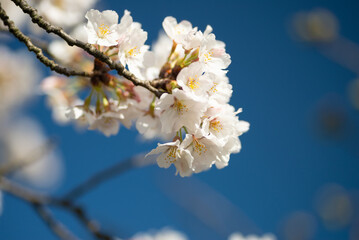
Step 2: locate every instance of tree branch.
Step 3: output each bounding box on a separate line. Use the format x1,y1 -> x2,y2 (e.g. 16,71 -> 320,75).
0,4 -> 92,78
10,0 -> 164,97
64,154 -> 150,200
33,204 -> 79,240
0,176 -> 114,240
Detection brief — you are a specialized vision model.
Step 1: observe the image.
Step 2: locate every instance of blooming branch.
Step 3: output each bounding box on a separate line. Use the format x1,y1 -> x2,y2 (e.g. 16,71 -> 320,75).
10,0 -> 163,97
0,4 -> 92,78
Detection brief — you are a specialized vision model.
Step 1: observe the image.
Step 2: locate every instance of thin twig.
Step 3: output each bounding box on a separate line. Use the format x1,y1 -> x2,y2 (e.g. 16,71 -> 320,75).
0,3 -> 92,78
10,0 -> 164,97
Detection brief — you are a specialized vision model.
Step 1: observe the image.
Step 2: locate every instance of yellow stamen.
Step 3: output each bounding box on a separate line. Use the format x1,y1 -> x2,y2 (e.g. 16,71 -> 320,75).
203,51 -> 213,62
210,83 -> 218,93
175,25 -> 184,35
193,137 -> 207,156
173,99 -> 188,115
165,146 -> 178,163
53,0 -> 64,8
98,24 -> 110,38
187,75 -> 199,90
210,119 -> 223,132
127,46 -> 140,57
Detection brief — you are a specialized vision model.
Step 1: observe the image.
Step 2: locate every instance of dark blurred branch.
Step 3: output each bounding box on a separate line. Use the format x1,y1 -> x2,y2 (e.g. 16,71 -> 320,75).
0,3 -> 92,78
0,154 -> 154,239
0,176 -> 114,240
0,176 -> 52,204
64,154 -> 150,200
33,204 -> 79,240
10,0 -> 164,97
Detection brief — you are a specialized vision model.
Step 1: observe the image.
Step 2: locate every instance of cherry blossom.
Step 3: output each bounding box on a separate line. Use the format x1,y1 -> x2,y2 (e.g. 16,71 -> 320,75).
85,9 -> 122,46
41,9 -> 249,176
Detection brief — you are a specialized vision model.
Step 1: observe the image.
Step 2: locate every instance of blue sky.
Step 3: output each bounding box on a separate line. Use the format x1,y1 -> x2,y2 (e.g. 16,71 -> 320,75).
1,0 -> 359,239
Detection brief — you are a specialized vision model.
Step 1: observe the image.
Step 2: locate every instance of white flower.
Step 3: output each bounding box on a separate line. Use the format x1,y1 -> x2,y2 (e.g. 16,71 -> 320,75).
201,104 -> 249,169
162,17 -> 197,46
117,10 -> 134,37
136,114 -> 162,139
88,112 -> 121,137
48,24 -> 88,64
228,233 -> 276,240
151,33 -> 173,68
118,22 -> 149,76
115,99 -> 142,129
0,118 -> 63,189
146,140 -> 194,177
0,47 -> 39,118
176,62 -> 212,98
199,33 -> 231,72
132,228 -> 188,240
132,86 -> 169,140
85,9 -> 122,46
156,88 -> 207,134
207,72 -> 233,104
182,25 -> 213,50
139,33 -> 173,80
65,106 -> 95,126
37,0 -> 97,28
181,129 -> 223,174
41,76 -> 81,124
202,104 -> 249,143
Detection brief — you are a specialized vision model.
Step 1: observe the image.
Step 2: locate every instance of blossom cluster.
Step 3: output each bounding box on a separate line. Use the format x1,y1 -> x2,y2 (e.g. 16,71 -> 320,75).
42,9 -> 249,176
0,46 -> 63,190
127,228 -> 276,240
1,0 -> 98,29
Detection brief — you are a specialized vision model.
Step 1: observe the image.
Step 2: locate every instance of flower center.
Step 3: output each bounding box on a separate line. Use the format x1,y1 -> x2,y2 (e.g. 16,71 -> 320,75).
127,46 -> 140,57
175,25 -> 185,35
210,119 -> 223,132
165,146 -> 178,163
192,137 -> 207,156
187,76 -> 199,90
209,83 -> 218,93
173,99 -> 188,115
203,51 -> 213,62
53,0 -> 65,9
98,24 -> 110,38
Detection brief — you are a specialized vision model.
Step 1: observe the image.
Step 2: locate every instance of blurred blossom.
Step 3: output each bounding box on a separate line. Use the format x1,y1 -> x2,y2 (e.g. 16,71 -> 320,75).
315,184 -> 353,230
280,211 -> 317,240
228,233 -> 276,240
158,174 -> 260,237
48,24 -> 89,65
0,46 -> 40,118
292,9 -> 339,43
0,0 -> 27,29
312,94 -> 349,139
36,0 -> 97,28
348,78 -> 359,110
0,117 -> 63,189
130,228 -> 188,240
